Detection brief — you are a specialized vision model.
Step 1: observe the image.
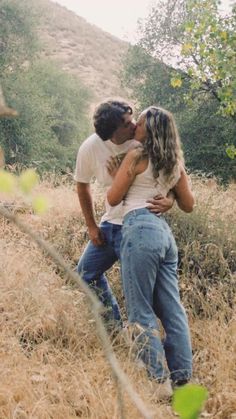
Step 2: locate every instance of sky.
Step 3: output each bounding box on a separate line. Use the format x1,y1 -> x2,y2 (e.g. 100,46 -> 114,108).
51,0 -> 152,43
51,0 -> 234,43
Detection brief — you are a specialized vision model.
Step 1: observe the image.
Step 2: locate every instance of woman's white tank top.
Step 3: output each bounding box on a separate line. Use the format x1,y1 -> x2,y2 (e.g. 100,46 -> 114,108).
122,160 -> 181,217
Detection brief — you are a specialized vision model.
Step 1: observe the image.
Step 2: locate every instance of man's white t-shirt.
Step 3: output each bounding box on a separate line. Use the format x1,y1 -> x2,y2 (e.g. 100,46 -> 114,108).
74,133 -> 138,225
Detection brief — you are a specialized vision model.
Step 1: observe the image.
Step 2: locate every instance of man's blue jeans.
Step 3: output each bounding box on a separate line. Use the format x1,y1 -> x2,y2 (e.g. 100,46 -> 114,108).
77,221 -> 122,323
121,208 -> 192,383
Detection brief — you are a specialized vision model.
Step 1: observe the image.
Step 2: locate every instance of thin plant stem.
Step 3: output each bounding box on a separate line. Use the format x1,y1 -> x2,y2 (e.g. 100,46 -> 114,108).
0,205 -> 153,419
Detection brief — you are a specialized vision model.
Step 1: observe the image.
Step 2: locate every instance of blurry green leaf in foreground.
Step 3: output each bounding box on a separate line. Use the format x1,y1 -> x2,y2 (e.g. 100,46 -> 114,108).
172,384 -> 208,419
226,145 -> 236,160
32,195 -> 48,215
19,169 -> 39,194
0,170 -> 16,193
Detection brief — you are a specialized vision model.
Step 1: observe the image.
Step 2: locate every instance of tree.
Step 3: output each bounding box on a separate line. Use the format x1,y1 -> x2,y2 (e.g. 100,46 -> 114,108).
137,0 -> 236,119
123,47 -> 236,181
122,45 -> 188,113
1,62 -> 91,172
122,0 -> 236,179
0,0 -> 91,173
179,0 -> 236,118
177,98 -> 236,181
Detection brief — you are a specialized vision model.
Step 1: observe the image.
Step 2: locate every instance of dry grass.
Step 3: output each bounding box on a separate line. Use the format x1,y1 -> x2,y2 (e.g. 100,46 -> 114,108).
0,177 -> 236,418
166,177 -> 236,320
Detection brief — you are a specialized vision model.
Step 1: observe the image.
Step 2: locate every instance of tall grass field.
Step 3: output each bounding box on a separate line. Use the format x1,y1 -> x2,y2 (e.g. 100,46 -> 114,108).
0,175 -> 235,418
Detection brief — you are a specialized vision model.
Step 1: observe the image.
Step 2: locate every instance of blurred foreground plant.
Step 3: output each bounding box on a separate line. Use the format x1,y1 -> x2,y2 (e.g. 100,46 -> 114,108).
0,168 -> 48,215
226,145 -> 236,160
172,384 -> 208,419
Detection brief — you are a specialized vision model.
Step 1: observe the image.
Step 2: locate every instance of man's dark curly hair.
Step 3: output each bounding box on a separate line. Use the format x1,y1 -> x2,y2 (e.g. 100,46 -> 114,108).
93,99 -> 133,141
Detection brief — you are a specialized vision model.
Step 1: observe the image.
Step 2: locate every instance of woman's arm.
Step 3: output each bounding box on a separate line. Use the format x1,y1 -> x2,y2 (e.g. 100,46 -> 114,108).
173,167 -> 195,213
107,150 -> 138,206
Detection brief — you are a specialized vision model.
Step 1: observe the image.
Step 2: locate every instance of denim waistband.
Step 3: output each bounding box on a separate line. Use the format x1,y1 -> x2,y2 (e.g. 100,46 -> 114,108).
124,207 -> 164,222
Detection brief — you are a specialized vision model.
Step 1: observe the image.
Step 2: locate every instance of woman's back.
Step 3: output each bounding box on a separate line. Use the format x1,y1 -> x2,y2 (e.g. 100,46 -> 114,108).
122,159 -> 180,217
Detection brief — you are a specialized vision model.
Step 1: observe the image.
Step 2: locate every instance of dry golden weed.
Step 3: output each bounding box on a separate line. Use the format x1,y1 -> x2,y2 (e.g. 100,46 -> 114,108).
0,177 -> 235,418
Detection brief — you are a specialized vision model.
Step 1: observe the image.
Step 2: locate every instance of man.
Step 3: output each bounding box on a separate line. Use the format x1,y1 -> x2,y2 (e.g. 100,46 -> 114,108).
74,99 -> 174,326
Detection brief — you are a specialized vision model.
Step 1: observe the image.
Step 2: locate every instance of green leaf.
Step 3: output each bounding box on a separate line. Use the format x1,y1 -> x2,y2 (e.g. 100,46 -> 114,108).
172,384 -> 208,419
0,170 -> 16,193
19,169 -> 39,194
32,195 -> 48,214
170,77 -> 183,88
226,145 -> 236,159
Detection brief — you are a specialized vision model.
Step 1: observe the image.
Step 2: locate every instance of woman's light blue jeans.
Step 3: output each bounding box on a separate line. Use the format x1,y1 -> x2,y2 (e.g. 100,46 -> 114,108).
121,208 -> 192,383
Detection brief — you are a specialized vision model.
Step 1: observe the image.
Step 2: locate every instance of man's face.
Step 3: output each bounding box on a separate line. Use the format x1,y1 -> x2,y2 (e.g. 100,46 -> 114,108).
111,112 -> 136,145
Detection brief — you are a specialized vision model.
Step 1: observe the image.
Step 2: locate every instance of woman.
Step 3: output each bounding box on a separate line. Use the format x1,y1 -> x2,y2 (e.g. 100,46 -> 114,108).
107,106 -> 194,393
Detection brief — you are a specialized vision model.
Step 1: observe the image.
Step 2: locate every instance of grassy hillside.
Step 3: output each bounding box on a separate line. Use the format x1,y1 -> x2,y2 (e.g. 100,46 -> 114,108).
0,177 -> 235,417
33,0 -> 130,103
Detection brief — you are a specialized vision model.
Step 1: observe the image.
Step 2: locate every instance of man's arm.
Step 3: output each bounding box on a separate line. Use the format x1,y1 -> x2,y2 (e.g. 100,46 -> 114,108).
77,182 -> 106,246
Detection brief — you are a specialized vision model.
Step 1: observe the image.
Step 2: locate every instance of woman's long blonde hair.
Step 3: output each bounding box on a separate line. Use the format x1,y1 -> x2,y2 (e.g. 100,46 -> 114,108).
134,106 -> 184,180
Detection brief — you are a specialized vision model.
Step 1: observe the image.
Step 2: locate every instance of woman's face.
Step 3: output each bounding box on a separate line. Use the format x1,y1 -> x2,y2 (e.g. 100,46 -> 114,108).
134,113 -> 147,143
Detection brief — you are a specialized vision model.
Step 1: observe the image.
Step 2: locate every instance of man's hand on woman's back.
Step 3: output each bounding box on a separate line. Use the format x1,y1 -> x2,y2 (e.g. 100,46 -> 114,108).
146,193 -> 175,214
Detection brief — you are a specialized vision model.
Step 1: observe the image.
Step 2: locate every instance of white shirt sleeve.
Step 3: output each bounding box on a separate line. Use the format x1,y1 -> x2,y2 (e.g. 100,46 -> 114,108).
74,139 -> 95,183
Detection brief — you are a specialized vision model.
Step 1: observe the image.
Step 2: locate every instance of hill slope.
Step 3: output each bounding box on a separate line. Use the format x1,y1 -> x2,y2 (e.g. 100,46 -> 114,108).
34,0 -> 130,102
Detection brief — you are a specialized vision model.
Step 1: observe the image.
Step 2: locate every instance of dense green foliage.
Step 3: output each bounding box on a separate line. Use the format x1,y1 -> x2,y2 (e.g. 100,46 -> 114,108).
123,45 -> 236,181
123,0 -> 236,181
180,0 -> 236,118
137,0 -> 236,119
0,0 -> 91,173
178,99 -> 236,181
0,0 -> 38,72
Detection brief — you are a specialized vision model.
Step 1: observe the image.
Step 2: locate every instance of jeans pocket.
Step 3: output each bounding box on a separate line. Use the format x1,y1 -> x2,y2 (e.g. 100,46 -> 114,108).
137,224 -> 166,253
